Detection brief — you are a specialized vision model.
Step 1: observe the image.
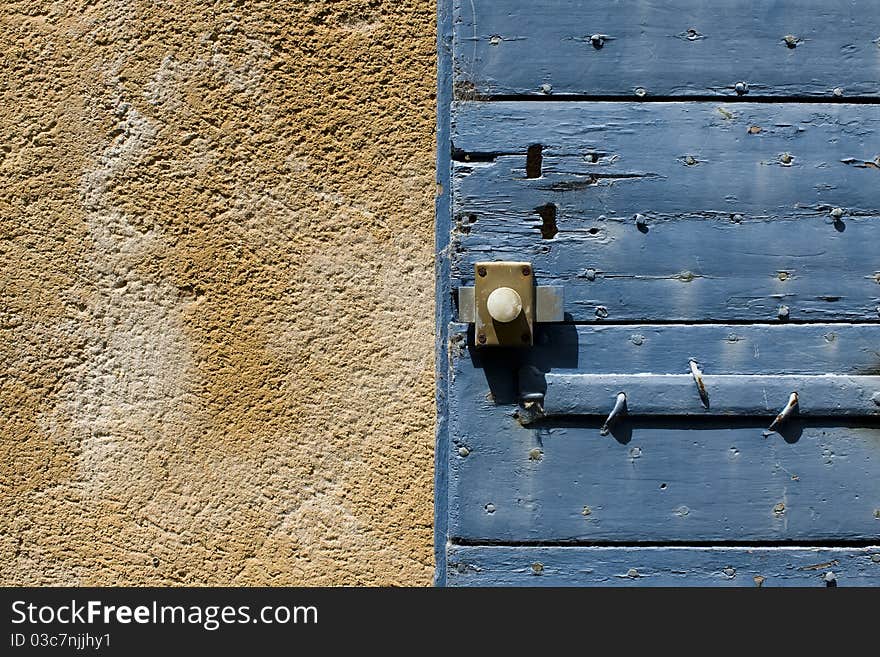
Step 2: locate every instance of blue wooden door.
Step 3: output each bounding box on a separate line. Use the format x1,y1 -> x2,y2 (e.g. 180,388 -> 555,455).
435,1 -> 880,586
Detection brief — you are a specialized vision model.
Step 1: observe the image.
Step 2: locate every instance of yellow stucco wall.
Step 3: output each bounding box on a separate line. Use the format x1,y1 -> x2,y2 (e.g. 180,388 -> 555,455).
1,1 -> 436,585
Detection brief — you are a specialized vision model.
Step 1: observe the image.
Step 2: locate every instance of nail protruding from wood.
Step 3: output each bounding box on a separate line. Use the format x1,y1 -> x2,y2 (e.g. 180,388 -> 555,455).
768,392 -> 799,432
689,359 -> 710,409
600,392 -> 627,436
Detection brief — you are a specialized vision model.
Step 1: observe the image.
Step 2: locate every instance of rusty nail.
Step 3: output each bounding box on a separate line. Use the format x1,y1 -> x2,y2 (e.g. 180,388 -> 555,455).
779,152 -> 793,165
477,333 -> 487,344
521,265 -> 531,276
531,562 -> 544,574
689,359 -> 710,409
600,392 -> 627,436
735,81 -> 749,95
477,266 -> 487,277
685,155 -> 697,166
582,505 -> 592,516
768,392 -> 799,432
753,575 -> 765,587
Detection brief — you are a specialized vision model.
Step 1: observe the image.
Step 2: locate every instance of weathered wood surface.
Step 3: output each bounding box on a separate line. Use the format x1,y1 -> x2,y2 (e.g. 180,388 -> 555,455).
453,0 -> 880,97
448,323 -> 880,543
452,102 -> 880,322
539,374 -> 880,418
447,545 -> 880,586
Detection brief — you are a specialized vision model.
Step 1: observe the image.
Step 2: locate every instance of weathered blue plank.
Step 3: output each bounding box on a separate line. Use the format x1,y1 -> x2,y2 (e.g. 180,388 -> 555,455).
539,374 -> 880,418
453,0 -> 880,97
452,102 -> 880,321
448,323 -> 880,543
435,0 -> 456,587
447,545 -> 880,586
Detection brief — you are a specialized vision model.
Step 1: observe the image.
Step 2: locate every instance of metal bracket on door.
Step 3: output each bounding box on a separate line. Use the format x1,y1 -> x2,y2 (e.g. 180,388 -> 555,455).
457,261 -> 565,347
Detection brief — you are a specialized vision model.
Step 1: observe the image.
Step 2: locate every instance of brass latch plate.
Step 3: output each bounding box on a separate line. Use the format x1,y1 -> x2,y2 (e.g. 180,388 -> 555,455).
474,261 -> 535,347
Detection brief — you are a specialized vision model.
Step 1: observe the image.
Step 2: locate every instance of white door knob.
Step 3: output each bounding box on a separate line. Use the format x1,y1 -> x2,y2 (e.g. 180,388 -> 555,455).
486,287 -> 523,323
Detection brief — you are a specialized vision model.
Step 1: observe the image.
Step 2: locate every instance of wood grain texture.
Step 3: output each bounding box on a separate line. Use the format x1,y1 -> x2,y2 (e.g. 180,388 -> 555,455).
452,102 -> 880,322
447,545 -> 880,586
447,323 -> 880,543
539,374 -> 880,418
453,0 -> 880,97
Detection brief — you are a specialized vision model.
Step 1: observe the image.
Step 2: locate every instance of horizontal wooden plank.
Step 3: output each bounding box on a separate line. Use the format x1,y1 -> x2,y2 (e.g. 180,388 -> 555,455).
539,374 -> 880,418
448,323 -> 880,543
452,102 -> 880,322
453,0 -> 880,97
447,545 -> 880,586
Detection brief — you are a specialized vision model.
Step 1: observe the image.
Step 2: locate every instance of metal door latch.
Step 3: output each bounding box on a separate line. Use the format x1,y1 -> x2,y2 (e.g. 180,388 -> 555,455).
457,261 -> 564,346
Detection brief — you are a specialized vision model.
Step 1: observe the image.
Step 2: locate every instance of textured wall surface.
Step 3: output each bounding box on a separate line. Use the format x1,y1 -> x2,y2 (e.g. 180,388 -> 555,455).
1,1 -> 436,585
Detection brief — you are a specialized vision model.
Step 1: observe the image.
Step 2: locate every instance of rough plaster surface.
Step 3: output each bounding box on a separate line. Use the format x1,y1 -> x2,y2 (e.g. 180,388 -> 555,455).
1,1 -> 436,585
